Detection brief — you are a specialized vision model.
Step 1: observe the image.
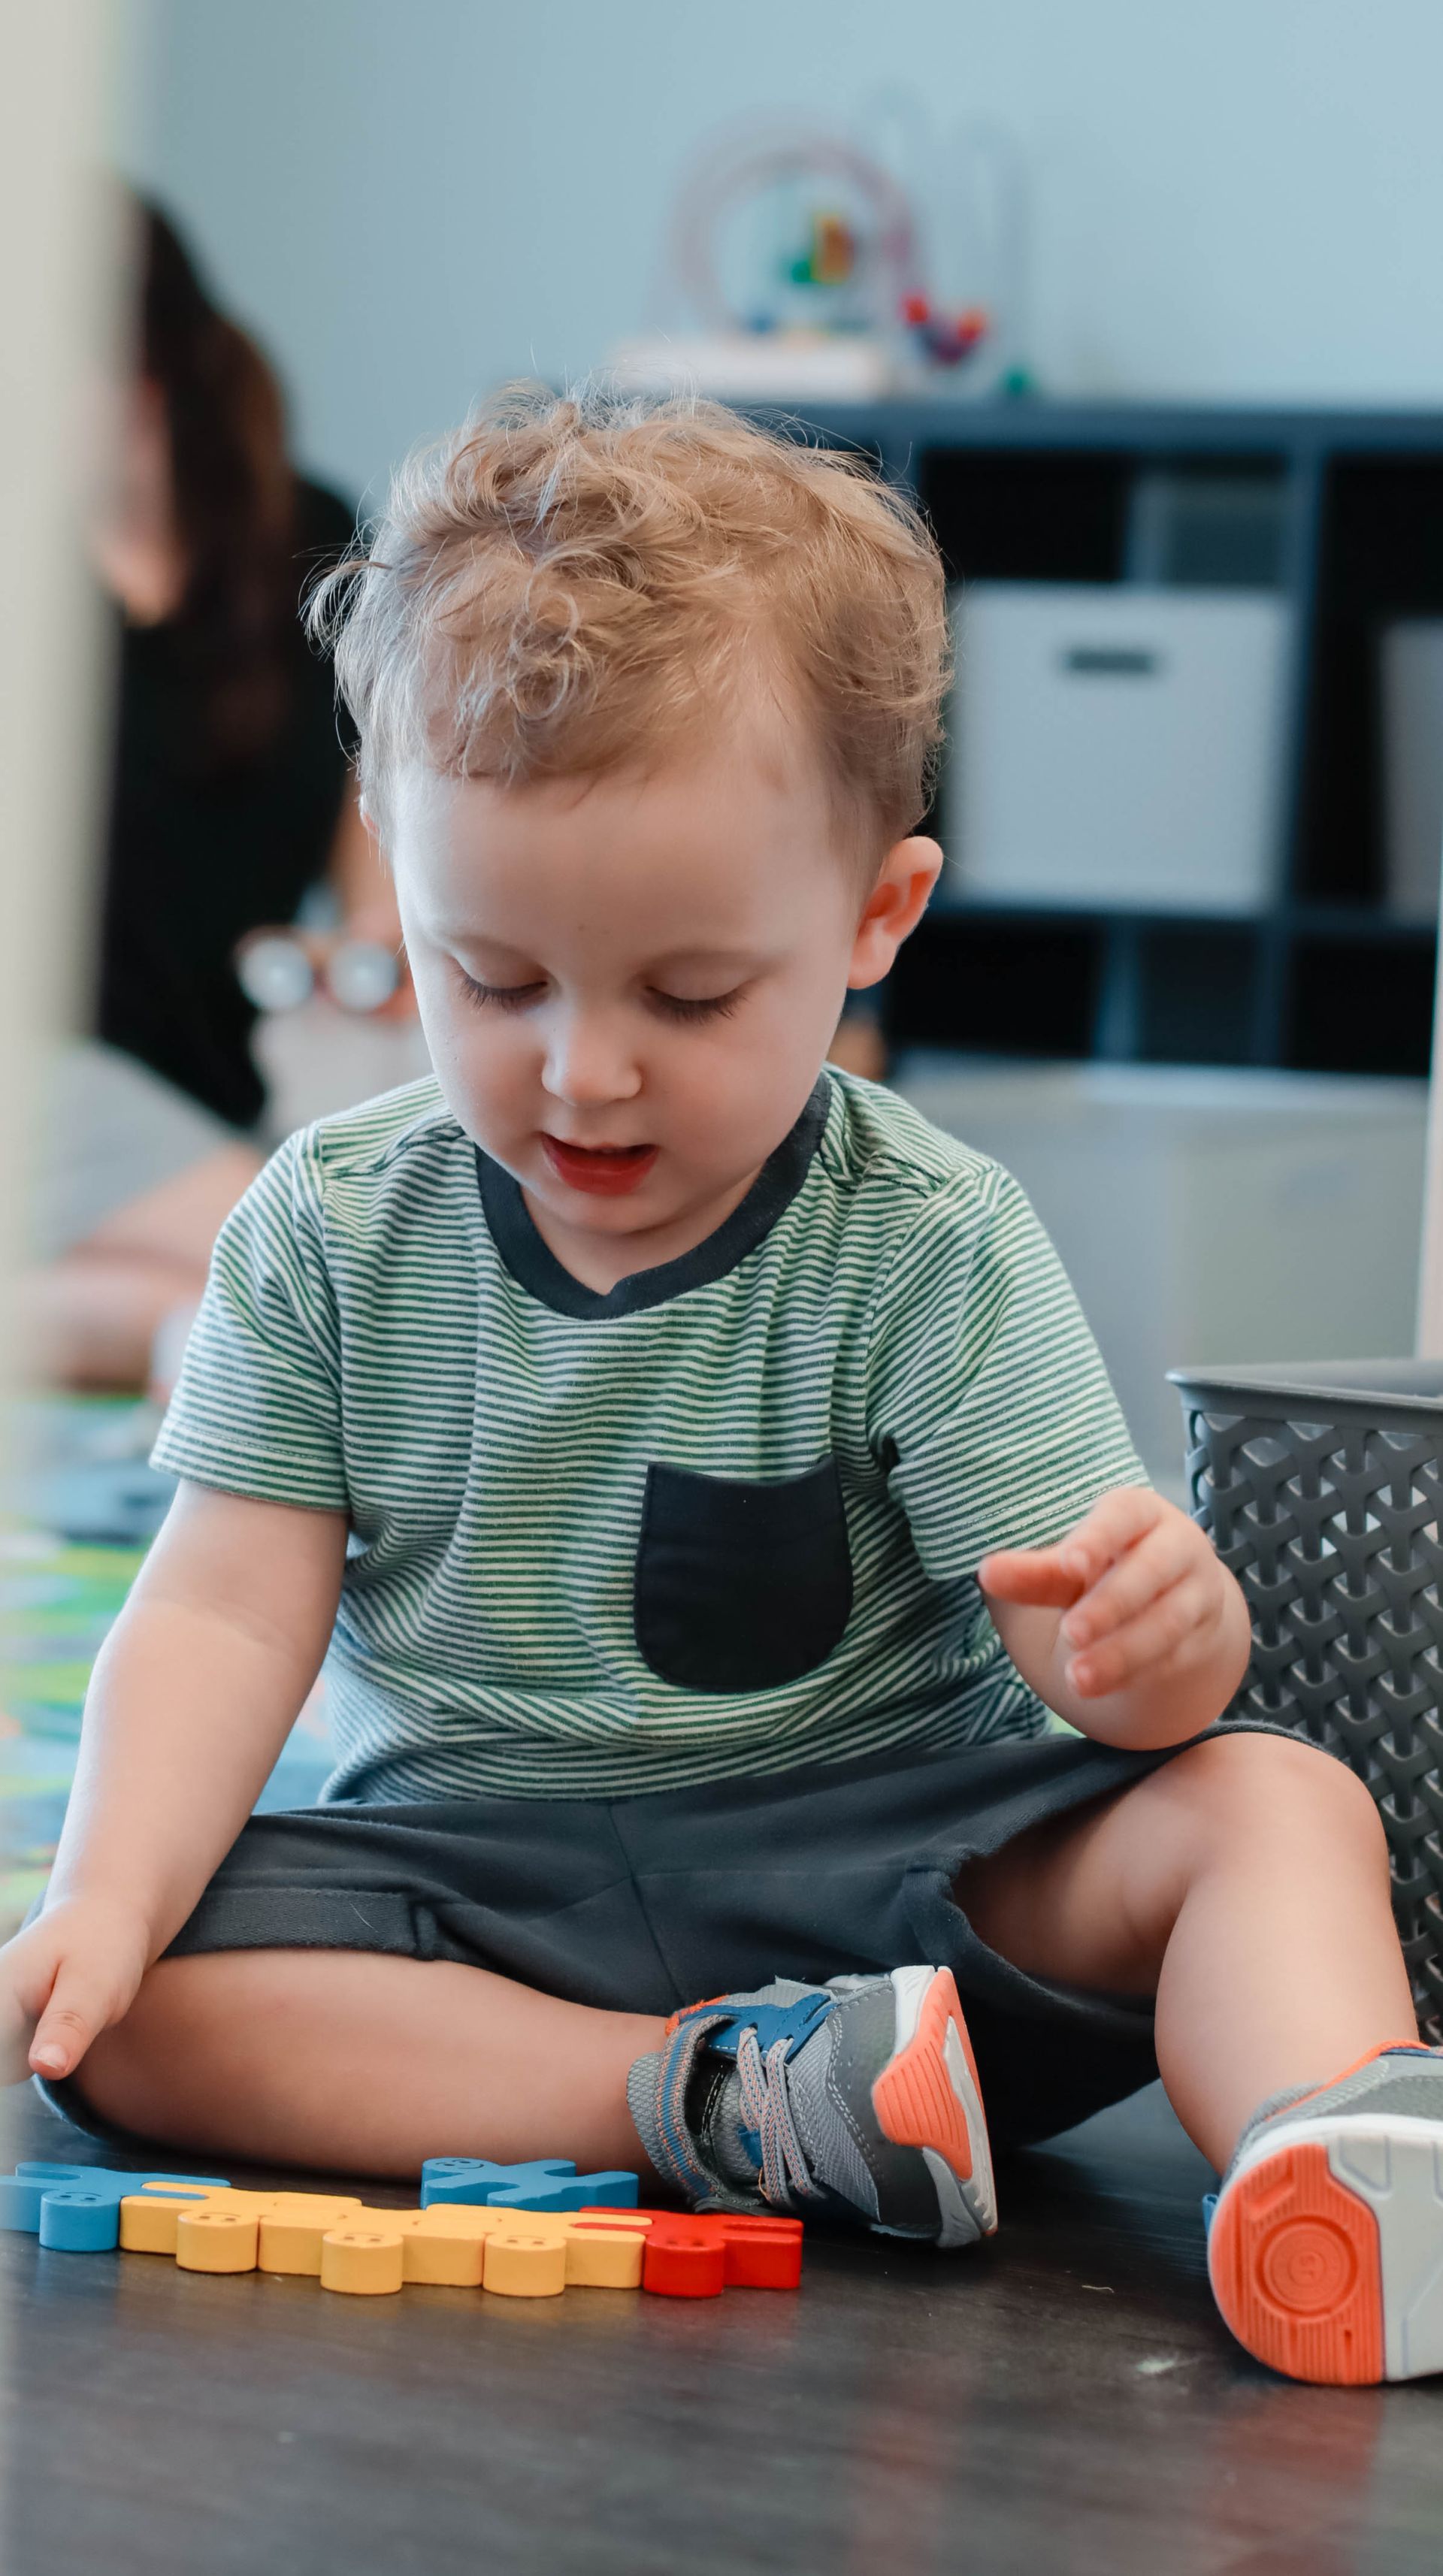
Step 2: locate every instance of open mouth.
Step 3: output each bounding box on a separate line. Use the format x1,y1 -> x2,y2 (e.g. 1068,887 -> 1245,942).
542,1135 -> 659,1196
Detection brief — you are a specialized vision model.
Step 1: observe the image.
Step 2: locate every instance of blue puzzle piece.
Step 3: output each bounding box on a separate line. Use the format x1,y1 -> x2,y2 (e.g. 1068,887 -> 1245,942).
419,2156 -> 639,2213
0,2161 -> 230,2252
38,2190 -> 124,2253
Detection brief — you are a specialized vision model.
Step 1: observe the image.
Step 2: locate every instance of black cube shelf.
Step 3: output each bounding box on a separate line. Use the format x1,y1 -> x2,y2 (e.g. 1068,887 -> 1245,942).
746,398 -> 1443,1076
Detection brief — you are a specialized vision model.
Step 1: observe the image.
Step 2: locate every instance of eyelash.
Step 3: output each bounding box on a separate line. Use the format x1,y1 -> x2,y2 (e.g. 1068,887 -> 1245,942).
647,988 -> 741,1025
458,975 -> 742,1025
459,975 -> 543,1014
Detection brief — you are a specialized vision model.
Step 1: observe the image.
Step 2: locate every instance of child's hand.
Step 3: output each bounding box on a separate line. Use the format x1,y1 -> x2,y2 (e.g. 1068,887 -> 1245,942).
0,1896 -> 151,2089
979,1486 -> 1250,1732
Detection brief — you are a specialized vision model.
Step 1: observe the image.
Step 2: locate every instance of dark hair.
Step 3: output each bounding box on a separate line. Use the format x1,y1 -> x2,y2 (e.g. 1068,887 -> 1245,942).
138,199 -> 300,769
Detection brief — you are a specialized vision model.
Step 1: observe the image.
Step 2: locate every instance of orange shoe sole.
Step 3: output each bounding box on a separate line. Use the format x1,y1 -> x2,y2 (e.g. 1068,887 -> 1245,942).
1209,2139 -> 1384,2385
870,1967 -> 996,2244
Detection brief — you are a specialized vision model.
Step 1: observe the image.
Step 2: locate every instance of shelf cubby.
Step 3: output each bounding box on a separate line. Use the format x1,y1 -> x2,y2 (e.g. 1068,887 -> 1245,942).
751,398 -> 1443,1076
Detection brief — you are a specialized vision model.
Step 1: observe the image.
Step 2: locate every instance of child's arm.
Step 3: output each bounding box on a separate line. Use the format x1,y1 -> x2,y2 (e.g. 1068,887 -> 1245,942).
979,1485 -> 1252,1752
0,1481 -> 346,2087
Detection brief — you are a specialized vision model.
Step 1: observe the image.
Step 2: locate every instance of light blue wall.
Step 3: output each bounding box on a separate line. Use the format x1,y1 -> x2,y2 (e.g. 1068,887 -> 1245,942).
125,0 -> 1443,506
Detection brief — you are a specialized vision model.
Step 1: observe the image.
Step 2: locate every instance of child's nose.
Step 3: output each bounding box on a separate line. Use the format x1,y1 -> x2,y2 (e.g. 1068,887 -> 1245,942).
540,1011 -> 642,1108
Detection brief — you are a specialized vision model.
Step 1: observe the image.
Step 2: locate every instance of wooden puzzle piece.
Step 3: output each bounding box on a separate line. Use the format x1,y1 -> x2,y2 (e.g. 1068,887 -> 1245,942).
317,2209 -> 636,2299
7,2159 -> 803,2300
563,2215 -> 648,2290
177,2207 -> 259,2273
481,2225 -> 570,2299
119,2184 -> 365,2259
390,2206 -> 494,2287
419,2156 -> 640,2212
616,2209 -> 781,2299
0,2160 -> 231,2252
321,2228 -> 404,2296
258,2195 -> 373,2275
638,2217 -> 727,2299
120,2191 -> 799,2301
700,2211 -> 806,2293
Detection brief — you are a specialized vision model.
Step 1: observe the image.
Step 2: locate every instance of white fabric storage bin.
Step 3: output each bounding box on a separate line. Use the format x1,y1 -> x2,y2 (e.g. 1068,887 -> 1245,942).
894,1055 -> 1427,1486
943,585 -> 1293,912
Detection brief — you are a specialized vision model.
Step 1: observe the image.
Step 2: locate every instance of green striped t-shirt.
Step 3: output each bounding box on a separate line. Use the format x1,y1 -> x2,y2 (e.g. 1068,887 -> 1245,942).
153,1069 -> 1145,1801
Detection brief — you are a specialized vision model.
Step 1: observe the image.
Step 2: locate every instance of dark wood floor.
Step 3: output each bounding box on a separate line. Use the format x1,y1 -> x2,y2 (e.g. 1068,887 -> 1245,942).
4,2082 -> 1441,2576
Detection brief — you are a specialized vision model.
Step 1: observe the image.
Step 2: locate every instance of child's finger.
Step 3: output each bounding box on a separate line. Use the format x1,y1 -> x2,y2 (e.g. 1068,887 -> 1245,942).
1056,1486 -> 1163,1586
1067,1573 -> 1214,1697
977,1543 -> 1091,1608
0,1988 -> 39,2090
980,1489 -> 1160,1609
0,1925 -> 62,2085
1060,1517 -> 1201,1648
28,1964 -> 115,2082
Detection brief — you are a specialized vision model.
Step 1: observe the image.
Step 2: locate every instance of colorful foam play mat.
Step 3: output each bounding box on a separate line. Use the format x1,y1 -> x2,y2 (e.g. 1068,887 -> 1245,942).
0,1398 -> 331,1937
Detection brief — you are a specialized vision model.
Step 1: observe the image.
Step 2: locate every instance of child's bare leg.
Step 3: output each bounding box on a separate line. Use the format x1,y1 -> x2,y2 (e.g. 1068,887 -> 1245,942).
76,1949 -> 666,2181
957,1731 -> 1416,2170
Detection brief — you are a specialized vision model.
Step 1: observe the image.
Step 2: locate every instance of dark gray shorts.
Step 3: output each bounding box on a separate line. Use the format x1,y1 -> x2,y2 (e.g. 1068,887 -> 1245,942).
44,1718 -> 1296,2154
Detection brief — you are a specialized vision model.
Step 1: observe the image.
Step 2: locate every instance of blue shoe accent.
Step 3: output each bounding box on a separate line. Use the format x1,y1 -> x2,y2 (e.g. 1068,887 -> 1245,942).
670,1993 -> 834,2066
1201,2191 -> 1218,2239
655,1998 -> 839,2182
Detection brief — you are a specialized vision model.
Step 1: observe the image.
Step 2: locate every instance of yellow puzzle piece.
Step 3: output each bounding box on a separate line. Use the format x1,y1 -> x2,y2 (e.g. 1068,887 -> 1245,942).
116,2179 -> 658,2301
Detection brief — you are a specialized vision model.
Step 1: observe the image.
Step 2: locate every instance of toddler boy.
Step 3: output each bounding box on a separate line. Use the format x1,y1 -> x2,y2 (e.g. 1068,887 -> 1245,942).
4,389 -> 1436,2386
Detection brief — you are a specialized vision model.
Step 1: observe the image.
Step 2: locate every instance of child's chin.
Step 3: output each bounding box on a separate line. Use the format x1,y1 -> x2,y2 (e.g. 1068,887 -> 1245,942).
562,1197 -> 655,1227
533,1174 -> 662,1226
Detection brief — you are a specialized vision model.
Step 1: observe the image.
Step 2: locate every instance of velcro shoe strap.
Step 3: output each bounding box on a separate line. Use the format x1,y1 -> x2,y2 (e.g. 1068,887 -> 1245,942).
670,1993 -> 833,2066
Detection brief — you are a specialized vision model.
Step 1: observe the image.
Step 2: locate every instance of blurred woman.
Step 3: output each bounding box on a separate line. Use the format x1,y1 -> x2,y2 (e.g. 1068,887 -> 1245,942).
26,198 -> 395,1391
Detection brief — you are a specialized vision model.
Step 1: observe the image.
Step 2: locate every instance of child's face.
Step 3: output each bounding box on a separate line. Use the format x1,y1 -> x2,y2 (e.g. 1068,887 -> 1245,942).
389,717 -> 938,1280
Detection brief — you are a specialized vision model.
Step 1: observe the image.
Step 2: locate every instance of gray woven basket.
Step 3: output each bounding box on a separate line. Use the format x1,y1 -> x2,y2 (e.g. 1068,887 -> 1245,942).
1170,1359 -> 1443,2044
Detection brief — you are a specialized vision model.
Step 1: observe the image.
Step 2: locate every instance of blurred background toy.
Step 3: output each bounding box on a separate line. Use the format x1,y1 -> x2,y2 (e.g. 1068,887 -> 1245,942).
613,98 -> 1026,401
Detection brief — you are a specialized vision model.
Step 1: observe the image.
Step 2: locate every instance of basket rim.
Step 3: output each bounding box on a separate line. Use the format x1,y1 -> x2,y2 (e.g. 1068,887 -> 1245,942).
1169,1358 -> 1443,1424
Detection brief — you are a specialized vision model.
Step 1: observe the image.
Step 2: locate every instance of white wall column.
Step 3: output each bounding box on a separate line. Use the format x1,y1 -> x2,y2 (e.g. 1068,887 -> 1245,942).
0,0 -> 119,2210
0,0 -> 119,1341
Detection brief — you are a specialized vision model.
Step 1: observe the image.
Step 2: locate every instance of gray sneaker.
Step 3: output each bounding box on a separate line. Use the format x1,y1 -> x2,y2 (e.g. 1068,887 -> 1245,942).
1209,2039 -> 1443,2383
627,1965 -> 996,2248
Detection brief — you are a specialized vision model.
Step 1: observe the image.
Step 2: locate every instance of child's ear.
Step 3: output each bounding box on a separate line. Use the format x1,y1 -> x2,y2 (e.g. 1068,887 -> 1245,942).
847,836 -> 942,989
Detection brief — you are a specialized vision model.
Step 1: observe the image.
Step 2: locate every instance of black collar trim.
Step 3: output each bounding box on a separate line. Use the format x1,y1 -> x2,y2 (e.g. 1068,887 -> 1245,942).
474,1077 -> 830,1320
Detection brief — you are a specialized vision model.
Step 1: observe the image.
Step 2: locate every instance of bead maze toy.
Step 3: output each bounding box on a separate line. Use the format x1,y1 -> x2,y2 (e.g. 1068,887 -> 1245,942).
1,2159 -> 803,2301
611,102 -> 1026,402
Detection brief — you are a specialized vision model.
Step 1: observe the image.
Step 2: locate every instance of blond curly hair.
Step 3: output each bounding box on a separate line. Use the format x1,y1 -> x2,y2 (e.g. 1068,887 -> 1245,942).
310,382 -> 951,864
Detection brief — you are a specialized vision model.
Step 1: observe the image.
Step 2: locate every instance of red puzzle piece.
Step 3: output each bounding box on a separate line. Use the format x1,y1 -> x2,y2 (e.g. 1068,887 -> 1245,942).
574,2204 -> 803,2299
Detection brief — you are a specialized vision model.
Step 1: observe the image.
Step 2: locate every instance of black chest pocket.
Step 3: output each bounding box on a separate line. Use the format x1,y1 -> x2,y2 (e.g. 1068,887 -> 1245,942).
634,1459 -> 853,1695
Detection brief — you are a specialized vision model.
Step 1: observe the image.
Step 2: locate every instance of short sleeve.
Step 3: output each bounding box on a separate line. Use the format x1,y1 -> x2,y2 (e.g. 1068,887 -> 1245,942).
868,1167 -> 1147,1580
150,1128 -> 348,1510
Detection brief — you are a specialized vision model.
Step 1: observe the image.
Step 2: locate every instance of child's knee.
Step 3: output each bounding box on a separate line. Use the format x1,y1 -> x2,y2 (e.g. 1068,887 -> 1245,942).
1164,1729 -> 1387,1870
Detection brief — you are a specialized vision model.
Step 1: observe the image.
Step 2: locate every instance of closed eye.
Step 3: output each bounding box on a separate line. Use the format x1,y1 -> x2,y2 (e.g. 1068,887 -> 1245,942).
458,972 -> 546,1012
646,987 -> 743,1024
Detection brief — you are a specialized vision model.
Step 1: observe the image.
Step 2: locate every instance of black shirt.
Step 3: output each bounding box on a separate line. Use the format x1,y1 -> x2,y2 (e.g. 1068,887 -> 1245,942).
95,479 -> 356,1131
